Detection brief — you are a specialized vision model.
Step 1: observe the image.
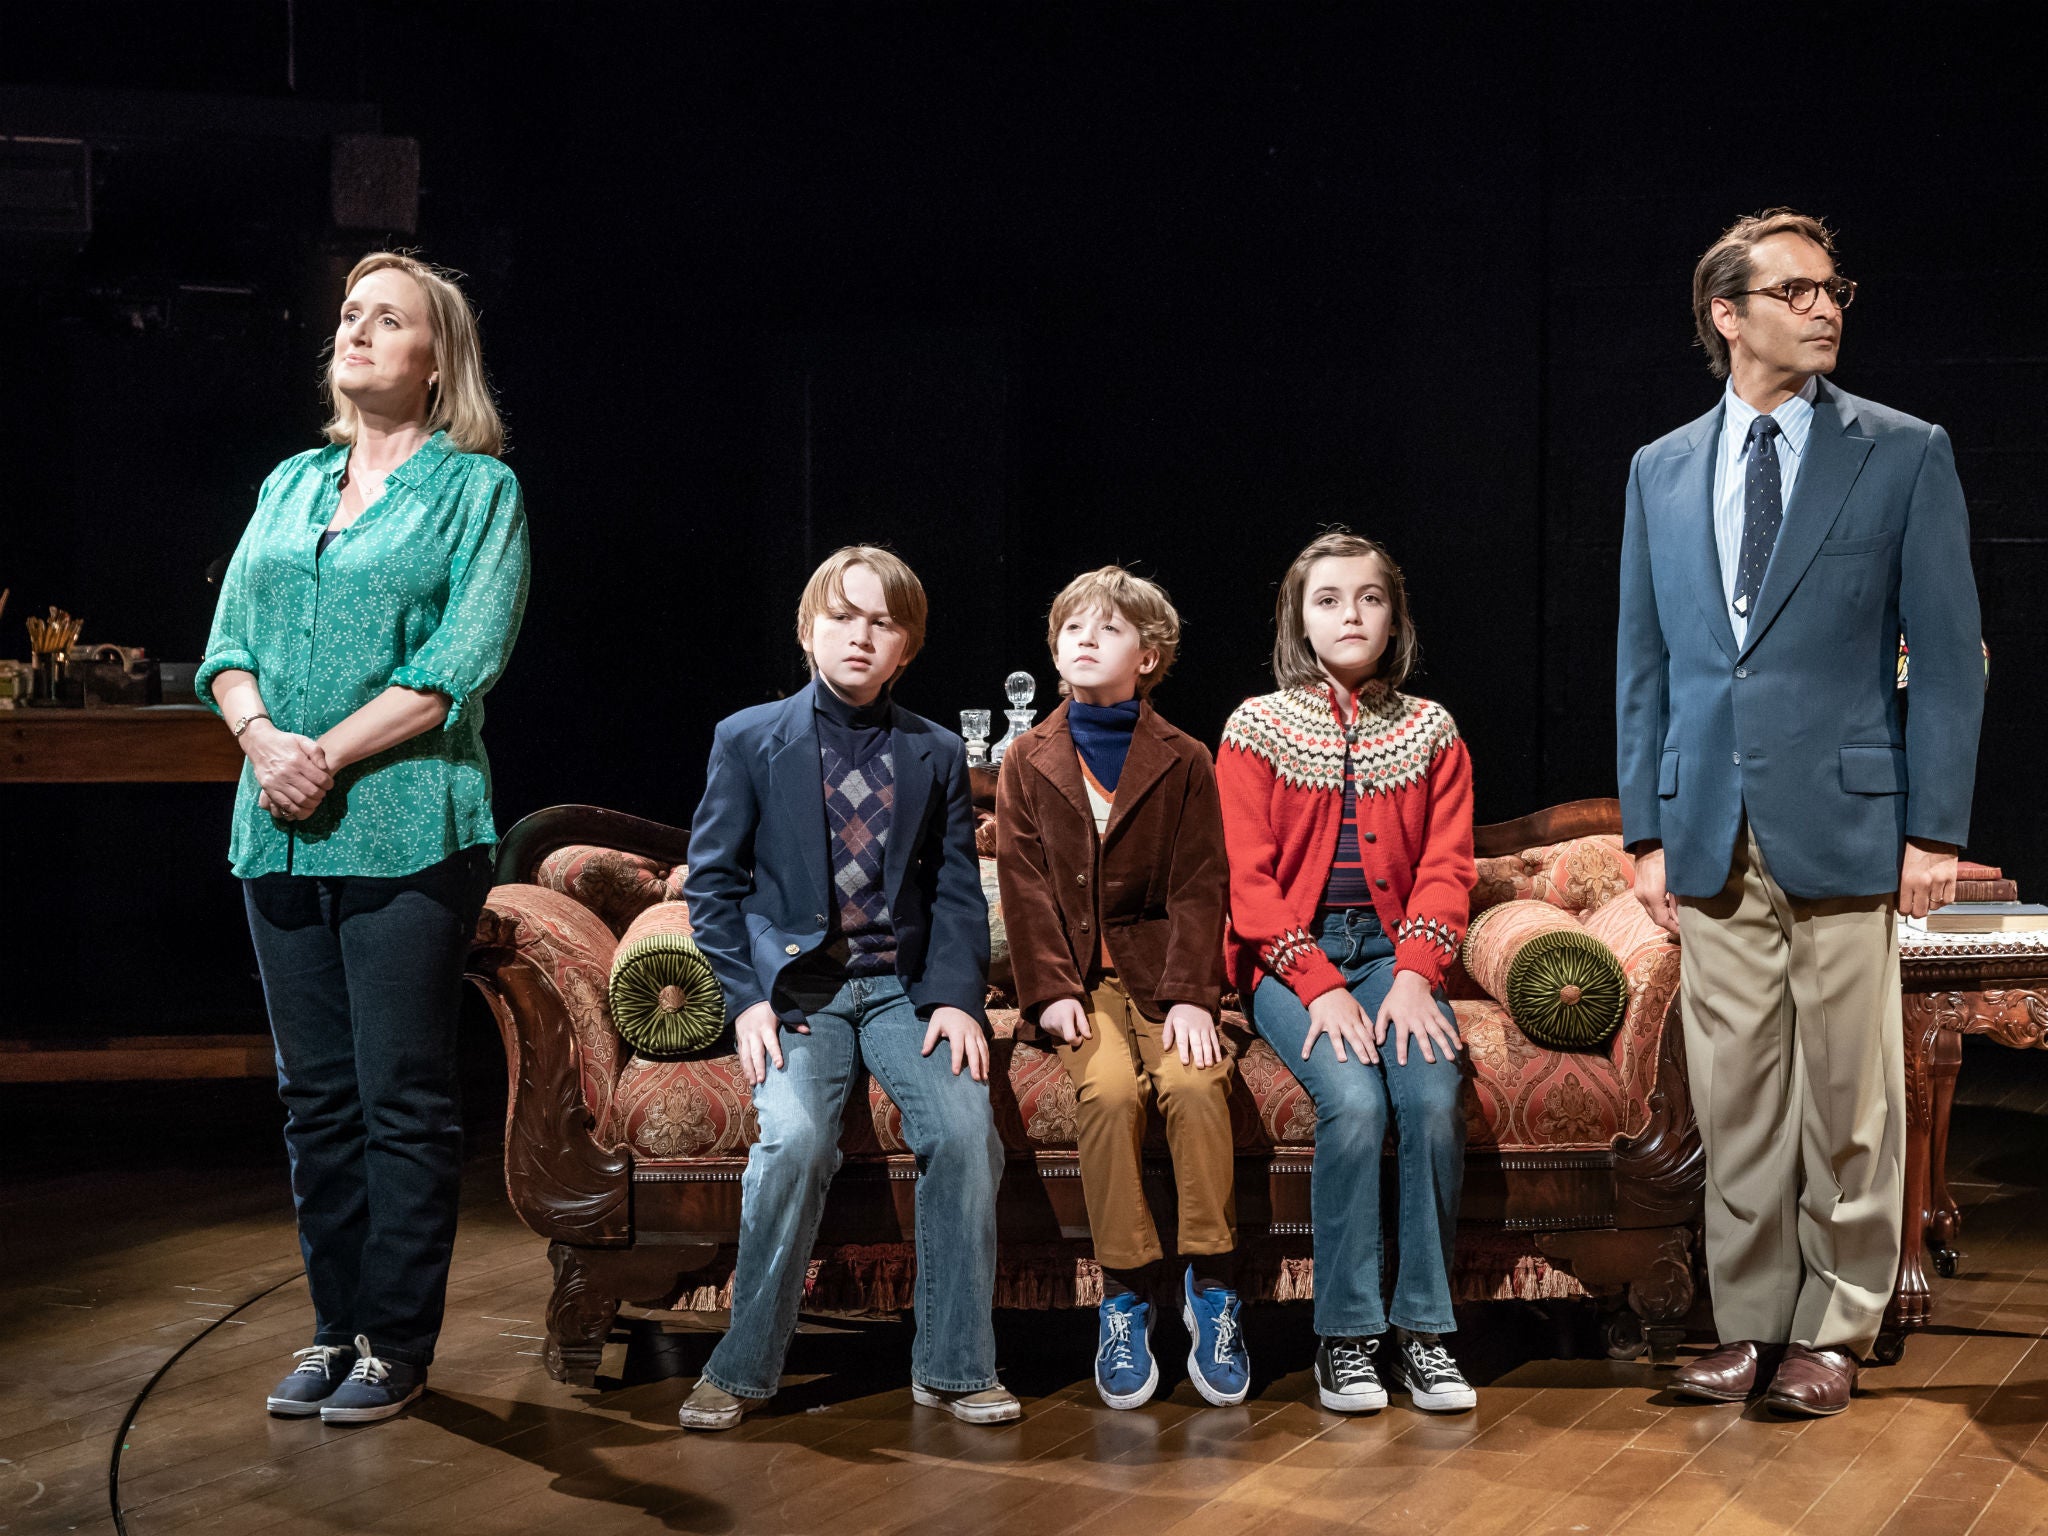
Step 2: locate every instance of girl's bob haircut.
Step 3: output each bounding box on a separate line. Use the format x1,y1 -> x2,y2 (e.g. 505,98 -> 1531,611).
1271,529 -> 1418,691
796,545 -> 929,673
322,251 -> 504,458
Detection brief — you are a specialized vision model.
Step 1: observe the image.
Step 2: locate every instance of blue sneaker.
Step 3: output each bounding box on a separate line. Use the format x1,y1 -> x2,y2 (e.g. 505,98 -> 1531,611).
1181,1269 -> 1250,1406
1094,1291 -> 1159,1409
319,1335 -> 425,1424
265,1343 -> 352,1416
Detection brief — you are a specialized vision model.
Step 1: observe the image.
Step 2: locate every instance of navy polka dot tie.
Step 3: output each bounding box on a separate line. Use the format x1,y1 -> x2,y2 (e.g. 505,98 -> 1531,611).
1733,415 -> 1783,622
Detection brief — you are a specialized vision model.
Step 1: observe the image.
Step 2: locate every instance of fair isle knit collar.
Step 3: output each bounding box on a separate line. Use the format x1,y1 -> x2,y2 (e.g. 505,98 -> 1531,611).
1221,681 -> 1457,796
1316,677 -> 1394,739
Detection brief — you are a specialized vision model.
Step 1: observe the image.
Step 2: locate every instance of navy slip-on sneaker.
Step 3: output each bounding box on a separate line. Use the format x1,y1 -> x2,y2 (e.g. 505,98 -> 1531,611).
1094,1291 -> 1159,1409
319,1335 -> 425,1424
265,1343 -> 353,1416
1180,1268 -> 1250,1407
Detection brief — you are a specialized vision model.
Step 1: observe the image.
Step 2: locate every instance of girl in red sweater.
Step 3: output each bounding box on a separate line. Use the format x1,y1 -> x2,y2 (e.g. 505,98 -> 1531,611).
1219,530 -> 1477,1414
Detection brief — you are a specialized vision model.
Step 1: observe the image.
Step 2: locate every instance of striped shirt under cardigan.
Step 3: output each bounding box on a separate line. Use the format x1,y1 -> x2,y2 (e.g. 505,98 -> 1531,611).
1217,681 -> 1476,1003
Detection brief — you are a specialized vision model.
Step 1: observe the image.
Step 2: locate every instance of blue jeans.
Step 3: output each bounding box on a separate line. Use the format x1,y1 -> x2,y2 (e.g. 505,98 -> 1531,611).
1250,908 -> 1465,1337
242,845 -> 497,1368
704,973 -> 1005,1398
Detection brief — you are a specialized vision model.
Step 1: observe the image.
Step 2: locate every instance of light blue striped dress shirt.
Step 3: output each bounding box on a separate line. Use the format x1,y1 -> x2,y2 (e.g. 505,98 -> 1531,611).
1712,374 -> 1818,646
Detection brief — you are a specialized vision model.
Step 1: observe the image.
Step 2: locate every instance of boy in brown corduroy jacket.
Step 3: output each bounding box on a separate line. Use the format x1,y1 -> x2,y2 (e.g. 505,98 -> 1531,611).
994,566 -> 1243,1409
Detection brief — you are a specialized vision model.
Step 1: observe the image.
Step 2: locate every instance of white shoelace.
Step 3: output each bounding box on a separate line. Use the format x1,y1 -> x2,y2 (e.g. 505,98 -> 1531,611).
344,1333 -> 391,1387
1101,1308 -> 1139,1371
1327,1337 -> 1379,1388
290,1344 -> 350,1377
1404,1336 -> 1461,1383
1208,1300 -> 1243,1365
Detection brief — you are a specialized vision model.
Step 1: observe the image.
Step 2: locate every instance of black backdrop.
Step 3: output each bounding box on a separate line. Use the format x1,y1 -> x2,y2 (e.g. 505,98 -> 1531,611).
4,4 -> 2042,1037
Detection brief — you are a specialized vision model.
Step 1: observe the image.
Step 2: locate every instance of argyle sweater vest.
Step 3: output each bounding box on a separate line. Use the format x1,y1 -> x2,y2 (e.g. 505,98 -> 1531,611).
1218,682 -> 1476,1002
820,740 -> 898,976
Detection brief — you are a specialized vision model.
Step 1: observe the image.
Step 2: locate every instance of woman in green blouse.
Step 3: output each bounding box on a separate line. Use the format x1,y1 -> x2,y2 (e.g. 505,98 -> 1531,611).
199,252 -> 529,1425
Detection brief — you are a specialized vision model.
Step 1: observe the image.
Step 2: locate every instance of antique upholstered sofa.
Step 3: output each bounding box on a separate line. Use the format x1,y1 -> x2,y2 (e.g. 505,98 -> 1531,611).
467,793 -> 1701,1385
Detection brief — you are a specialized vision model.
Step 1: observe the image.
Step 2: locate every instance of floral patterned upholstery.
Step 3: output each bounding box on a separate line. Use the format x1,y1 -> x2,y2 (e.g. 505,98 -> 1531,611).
508,834 -> 1678,1164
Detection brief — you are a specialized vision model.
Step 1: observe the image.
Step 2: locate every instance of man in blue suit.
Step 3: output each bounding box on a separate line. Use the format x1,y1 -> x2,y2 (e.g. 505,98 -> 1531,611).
1616,210 -> 1982,1417
676,545 -> 1017,1430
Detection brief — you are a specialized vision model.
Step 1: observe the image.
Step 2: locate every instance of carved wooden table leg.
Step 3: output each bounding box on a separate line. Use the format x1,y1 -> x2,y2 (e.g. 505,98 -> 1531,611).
1925,1015 -> 1965,1277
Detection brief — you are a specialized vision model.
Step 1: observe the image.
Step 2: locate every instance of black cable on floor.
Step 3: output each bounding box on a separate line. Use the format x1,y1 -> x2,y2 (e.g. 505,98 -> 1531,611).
107,1272 -> 303,1536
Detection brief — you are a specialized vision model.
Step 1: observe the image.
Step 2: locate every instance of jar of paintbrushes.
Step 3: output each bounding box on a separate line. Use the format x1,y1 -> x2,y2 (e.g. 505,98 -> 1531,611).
26,606 -> 84,706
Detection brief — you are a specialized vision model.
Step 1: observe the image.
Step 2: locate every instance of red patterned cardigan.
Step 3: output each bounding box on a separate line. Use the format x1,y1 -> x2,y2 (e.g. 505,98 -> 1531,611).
1218,681 -> 1476,1005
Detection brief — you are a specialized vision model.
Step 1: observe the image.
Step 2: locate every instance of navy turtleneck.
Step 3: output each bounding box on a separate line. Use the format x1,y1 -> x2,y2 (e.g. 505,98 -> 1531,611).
1067,696 -> 1142,791
813,674 -> 894,770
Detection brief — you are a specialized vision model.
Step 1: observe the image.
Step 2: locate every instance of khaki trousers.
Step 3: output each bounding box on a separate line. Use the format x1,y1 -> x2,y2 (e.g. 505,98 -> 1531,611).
1677,820 -> 1904,1355
1059,976 -> 1238,1269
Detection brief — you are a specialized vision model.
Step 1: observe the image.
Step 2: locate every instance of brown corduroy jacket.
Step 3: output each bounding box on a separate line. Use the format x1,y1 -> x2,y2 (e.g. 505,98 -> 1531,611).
994,699 -> 1229,1025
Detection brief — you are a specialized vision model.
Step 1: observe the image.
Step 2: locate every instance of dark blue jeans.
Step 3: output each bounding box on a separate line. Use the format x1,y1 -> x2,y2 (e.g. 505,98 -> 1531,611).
243,845 -> 495,1368
1249,908 -> 1465,1337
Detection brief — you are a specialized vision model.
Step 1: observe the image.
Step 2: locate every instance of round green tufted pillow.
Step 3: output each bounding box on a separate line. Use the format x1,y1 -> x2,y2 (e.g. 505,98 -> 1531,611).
608,902 -> 728,1058
1462,899 -> 1629,1050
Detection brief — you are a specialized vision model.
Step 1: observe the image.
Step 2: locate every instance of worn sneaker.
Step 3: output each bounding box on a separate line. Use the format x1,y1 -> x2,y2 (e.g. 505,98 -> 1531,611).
1314,1335 -> 1388,1413
1387,1328 -> 1477,1412
265,1343 -> 353,1416
319,1335 -> 425,1423
910,1382 -> 1023,1423
1180,1269 -> 1250,1407
1092,1291 -> 1160,1409
677,1378 -> 755,1431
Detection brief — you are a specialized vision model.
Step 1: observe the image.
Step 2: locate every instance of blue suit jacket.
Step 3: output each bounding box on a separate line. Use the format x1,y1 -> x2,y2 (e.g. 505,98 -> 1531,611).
1616,379 -> 1983,900
682,687 -> 990,1025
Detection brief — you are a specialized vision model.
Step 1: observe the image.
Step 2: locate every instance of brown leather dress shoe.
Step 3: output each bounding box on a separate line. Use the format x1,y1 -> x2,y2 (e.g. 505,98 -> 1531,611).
1764,1343 -> 1859,1417
1670,1340 -> 1785,1402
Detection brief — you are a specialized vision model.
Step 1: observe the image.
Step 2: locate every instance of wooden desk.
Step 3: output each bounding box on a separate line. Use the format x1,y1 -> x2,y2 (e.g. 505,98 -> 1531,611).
1879,929 -> 2048,1362
0,704 -> 244,783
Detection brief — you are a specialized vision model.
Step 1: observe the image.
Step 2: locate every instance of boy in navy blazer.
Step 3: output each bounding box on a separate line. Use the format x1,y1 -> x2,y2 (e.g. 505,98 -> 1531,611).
1617,210 -> 1982,1417
676,545 -> 1016,1429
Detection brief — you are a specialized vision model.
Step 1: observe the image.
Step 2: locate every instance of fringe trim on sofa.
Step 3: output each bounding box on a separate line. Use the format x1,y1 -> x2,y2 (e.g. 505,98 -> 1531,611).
666,1233 -> 1589,1313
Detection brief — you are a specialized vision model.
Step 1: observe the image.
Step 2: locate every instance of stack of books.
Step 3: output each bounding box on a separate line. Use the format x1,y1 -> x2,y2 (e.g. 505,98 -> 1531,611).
1911,903 -> 2048,935
1956,861 -> 2018,903
1902,865 -> 2045,934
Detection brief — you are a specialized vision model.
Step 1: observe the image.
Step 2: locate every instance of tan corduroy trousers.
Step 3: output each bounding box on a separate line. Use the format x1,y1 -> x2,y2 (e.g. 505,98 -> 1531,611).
1059,975 -> 1238,1270
1676,820 -> 1904,1355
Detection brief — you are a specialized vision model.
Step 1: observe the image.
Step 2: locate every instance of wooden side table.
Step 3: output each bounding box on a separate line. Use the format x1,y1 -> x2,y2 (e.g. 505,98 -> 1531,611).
1877,929 -> 2048,1362
1,704 -> 262,1079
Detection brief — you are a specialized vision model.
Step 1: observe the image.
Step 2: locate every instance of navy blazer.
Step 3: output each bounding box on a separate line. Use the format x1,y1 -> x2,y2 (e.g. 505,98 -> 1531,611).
683,686 -> 990,1025
1616,379 -> 1983,900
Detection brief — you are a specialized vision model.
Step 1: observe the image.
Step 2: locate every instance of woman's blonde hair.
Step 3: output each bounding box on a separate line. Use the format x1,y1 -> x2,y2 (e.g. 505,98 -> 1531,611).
1045,565 -> 1181,697
322,251 -> 504,457
1271,529 -> 1418,691
796,545 -> 929,674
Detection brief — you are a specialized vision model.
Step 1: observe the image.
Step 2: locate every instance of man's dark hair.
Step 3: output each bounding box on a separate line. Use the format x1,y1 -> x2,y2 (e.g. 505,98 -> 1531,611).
1692,208 -> 1838,378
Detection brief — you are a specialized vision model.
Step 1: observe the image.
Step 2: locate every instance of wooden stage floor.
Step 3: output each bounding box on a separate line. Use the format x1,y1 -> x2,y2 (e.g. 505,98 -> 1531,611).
6,1043 -> 2048,1536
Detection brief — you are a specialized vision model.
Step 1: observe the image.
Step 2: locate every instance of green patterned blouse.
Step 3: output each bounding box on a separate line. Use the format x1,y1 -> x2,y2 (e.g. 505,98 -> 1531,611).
198,432 -> 530,878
